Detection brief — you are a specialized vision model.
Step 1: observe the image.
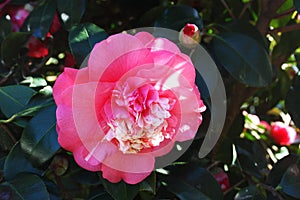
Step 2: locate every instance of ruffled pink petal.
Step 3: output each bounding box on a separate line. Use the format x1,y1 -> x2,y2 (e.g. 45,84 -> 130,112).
135,32 -> 180,53
53,68 -> 78,105
53,68 -> 89,105
73,145 -> 102,172
102,152 -> 155,174
134,32 -> 155,46
56,105 -> 81,151
99,49 -> 153,82
101,163 -> 152,184
88,33 -> 145,82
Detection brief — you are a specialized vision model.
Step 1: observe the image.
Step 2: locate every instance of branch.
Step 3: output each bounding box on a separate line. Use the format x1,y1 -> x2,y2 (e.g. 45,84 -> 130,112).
256,0 -> 286,35
273,7 -> 296,19
269,23 -> 300,35
221,0 -> 236,19
0,123 -> 16,143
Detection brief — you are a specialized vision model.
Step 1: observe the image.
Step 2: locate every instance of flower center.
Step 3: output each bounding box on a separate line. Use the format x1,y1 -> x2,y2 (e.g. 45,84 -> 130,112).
104,84 -> 176,154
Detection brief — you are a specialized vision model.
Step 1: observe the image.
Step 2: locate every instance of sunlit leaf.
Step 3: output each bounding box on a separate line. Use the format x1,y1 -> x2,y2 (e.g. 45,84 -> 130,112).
0,85 -> 36,118
68,23 -> 108,64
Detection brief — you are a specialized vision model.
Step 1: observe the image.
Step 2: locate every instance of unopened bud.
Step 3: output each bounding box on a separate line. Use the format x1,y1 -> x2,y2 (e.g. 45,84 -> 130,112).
179,23 -> 201,48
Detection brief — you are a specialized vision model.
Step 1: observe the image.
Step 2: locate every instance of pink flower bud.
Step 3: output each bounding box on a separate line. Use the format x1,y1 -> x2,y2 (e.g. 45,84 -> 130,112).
179,23 -> 201,48
213,171 -> 230,192
270,121 -> 297,145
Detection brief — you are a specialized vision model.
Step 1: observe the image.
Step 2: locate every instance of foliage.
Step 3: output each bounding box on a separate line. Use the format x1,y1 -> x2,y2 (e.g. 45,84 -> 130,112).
0,0 -> 300,199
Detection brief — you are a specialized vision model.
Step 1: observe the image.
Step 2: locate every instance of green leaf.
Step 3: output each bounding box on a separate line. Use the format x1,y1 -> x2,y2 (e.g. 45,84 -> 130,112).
4,142 -> 41,180
295,0 -> 300,13
100,177 -> 139,200
21,0 -> 56,38
0,125 -> 14,154
68,23 -> 108,65
2,174 -> 50,200
1,32 -> 30,65
267,154 -> 299,187
167,165 -> 223,199
234,185 -> 266,200
20,104 -> 60,165
21,76 -> 47,88
56,0 -> 86,30
154,5 -> 203,31
0,85 -> 37,118
0,15 -> 12,43
211,32 -> 272,87
139,172 -> 156,194
224,20 -> 269,50
286,74 -> 300,128
271,0 -> 294,28
279,163 -> 300,199
162,176 -> 210,200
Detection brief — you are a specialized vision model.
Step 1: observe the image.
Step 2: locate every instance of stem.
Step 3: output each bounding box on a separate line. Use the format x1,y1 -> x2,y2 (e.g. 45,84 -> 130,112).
273,7 -> 296,19
0,123 -> 16,143
259,183 -> 285,200
221,0 -> 236,19
239,1 -> 252,19
256,0 -> 286,35
269,23 -> 300,35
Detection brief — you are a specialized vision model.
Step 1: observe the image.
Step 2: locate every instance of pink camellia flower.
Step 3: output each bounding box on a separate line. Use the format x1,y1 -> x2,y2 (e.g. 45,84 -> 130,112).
53,32 -> 206,184
270,121 -> 297,145
179,23 -> 201,48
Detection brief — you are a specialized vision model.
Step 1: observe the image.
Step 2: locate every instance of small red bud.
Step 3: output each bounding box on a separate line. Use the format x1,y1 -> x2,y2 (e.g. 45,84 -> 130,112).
179,23 -> 201,48
270,121 -> 297,145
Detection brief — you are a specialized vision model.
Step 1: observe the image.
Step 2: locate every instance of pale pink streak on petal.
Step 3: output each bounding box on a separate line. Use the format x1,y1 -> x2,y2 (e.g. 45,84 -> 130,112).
134,32 -> 155,46
88,33 -> 145,82
73,146 -> 102,172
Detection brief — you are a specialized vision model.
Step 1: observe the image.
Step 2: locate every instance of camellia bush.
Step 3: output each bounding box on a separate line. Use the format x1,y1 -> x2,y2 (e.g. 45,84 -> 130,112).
0,0 -> 300,199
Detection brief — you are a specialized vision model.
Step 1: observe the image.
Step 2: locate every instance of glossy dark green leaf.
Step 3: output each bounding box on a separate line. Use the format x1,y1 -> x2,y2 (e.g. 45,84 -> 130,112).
1,32 -> 30,65
234,185 -> 266,200
0,15 -> 12,43
139,172 -> 156,194
2,173 -> 50,200
267,154 -> 299,187
168,165 -> 223,200
224,20 -> 268,50
20,104 -> 60,165
279,163 -> 300,199
4,142 -> 41,180
235,139 -> 267,179
88,192 -> 114,200
295,0 -> 300,13
211,32 -> 272,87
68,23 -> 108,64
286,74 -> 300,127
0,85 -> 36,118
100,177 -> 139,200
154,5 -> 203,31
21,0 -> 56,38
56,0 -> 86,30
162,176 -> 210,200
